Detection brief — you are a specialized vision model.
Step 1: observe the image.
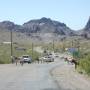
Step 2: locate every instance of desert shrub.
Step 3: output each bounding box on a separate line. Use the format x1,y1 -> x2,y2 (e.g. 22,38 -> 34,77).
78,54 -> 90,75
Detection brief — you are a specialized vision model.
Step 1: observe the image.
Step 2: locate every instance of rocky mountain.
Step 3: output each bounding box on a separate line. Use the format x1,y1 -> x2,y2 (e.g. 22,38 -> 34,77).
84,17 -> 90,32
0,21 -> 27,33
80,17 -> 90,39
23,17 -> 76,36
0,17 -> 76,36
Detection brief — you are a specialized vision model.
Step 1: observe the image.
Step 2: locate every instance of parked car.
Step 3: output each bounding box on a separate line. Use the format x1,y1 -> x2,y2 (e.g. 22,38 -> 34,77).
21,55 -> 32,64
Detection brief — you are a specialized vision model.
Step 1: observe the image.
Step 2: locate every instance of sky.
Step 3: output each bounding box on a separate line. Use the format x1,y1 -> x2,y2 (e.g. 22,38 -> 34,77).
0,0 -> 90,30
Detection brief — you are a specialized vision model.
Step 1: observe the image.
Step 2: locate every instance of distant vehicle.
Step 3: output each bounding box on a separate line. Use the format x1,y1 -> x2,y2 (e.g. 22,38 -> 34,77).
21,55 -> 32,64
48,53 -> 53,56
42,56 -> 54,62
54,53 -> 59,57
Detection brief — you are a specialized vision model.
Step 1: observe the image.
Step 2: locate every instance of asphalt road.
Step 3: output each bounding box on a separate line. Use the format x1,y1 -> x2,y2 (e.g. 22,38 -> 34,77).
0,57 -> 64,90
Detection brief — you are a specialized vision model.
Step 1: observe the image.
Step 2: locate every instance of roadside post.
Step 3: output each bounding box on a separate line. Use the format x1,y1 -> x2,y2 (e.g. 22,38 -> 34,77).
32,42 -> 34,62
10,29 -> 13,63
53,40 -> 55,53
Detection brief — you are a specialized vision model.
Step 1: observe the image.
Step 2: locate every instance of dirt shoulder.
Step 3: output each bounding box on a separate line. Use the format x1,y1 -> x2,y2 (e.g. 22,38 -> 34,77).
51,61 -> 90,90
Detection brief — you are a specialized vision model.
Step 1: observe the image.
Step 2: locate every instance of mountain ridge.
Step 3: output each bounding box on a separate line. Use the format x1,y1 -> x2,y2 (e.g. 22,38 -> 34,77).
0,17 -> 76,36
0,17 -> 90,38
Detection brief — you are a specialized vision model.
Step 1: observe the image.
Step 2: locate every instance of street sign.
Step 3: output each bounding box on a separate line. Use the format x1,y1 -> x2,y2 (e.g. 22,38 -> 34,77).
68,48 -> 77,53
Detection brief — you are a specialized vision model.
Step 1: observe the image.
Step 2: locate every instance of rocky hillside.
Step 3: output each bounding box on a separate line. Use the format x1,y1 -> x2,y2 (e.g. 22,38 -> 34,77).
1,17 -> 90,42
23,17 -> 76,36
0,21 -> 27,33
0,17 -> 76,36
84,17 -> 90,32
1,17 -> 90,37
80,17 -> 90,39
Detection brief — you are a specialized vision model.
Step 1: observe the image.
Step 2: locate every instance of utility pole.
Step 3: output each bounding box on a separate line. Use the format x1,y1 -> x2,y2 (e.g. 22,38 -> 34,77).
71,40 -> 74,58
53,40 -> 54,52
32,42 -> 34,61
71,40 -> 74,47
10,29 -> 13,63
77,39 -> 80,52
76,39 -> 80,58
62,39 -> 65,52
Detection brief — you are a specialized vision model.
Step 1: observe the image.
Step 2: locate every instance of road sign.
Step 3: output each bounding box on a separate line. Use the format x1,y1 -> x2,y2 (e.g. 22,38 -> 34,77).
68,48 -> 77,53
